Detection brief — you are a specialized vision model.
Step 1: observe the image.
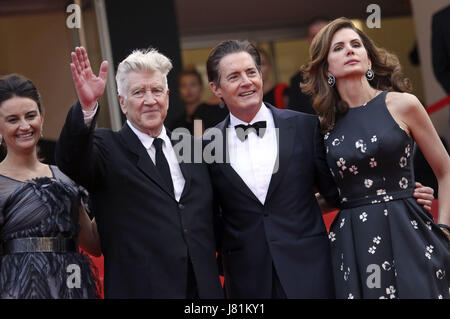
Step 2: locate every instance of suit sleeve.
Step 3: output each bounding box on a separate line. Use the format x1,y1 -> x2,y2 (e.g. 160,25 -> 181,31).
312,119 -> 340,207
55,101 -> 108,191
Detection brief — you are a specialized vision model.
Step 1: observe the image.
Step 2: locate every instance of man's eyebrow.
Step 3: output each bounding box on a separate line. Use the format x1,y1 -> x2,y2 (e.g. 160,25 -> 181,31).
225,71 -> 239,78
129,84 -> 143,92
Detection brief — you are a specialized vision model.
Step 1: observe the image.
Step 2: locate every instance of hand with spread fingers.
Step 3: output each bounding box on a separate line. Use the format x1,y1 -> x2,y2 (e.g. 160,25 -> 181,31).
70,46 -> 108,111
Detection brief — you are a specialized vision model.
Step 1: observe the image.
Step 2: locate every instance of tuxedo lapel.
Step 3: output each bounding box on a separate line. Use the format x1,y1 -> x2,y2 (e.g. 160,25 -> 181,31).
265,105 -> 296,202
212,116 -> 261,204
119,124 -> 176,199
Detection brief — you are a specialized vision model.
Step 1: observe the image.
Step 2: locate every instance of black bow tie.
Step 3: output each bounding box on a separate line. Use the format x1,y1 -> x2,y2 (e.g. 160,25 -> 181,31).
234,121 -> 267,142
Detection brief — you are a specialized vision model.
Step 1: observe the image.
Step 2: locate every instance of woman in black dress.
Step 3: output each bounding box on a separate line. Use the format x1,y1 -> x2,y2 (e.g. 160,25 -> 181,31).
302,18 -> 450,298
0,74 -> 101,298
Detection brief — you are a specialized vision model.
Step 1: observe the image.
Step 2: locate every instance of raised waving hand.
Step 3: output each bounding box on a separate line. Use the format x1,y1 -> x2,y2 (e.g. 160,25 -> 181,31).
70,46 -> 108,110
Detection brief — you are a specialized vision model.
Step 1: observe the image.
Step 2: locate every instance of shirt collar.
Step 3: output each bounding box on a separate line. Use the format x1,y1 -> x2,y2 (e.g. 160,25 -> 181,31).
126,120 -> 170,150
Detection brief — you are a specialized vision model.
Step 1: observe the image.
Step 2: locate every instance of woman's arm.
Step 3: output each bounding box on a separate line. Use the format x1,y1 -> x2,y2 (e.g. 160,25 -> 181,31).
390,93 -> 450,229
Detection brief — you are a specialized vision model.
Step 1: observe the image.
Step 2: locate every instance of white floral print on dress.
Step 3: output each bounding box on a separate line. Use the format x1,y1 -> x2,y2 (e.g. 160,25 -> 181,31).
399,177 -> 408,189
399,156 -> 407,168
436,269 -> 445,280
386,286 -> 396,299
364,179 -> 373,188
360,212 -> 368,222
328,232 -> 336,242
425,245 -> 434,260
373,236 -> 381,245
355,139 -> 367,153
405,144 -> 411,157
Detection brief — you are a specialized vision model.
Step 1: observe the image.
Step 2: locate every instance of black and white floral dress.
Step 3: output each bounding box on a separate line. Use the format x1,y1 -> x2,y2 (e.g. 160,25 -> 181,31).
325,90 -> 449,299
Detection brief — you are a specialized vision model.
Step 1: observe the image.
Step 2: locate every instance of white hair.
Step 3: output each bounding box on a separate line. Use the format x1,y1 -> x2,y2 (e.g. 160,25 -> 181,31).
115,48 -> 173,97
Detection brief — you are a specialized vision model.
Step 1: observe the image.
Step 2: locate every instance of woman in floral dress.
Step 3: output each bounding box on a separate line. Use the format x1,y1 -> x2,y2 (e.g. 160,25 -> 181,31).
301,18 -> 450,299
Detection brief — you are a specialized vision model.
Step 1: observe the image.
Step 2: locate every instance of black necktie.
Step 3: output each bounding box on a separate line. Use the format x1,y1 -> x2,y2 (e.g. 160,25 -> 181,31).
153,138 -> 174,196
234,121 -> 267,142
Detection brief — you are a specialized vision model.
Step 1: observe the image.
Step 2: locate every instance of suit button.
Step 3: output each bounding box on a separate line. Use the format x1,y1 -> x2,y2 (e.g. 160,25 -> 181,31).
178,204 -> 185,210
184,228 -> 189,234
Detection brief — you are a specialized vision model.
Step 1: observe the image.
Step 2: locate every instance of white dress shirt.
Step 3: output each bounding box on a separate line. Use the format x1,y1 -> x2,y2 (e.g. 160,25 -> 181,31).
227,103 -> 278,204
83,105 -> 185,202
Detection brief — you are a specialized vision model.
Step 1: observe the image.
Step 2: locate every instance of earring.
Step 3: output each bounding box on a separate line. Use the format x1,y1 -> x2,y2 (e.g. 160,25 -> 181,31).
327,74 -> 335,87
366,68 -> 375,81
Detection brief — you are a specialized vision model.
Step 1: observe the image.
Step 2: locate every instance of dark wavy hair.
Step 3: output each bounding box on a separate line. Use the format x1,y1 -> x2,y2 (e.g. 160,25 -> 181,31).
301,17 -> 412,133
207,40 -> 261,87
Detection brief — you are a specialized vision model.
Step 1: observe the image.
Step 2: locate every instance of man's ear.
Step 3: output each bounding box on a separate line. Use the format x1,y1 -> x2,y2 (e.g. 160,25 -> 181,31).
209,82 -> 222,99
118,95 -> 127,115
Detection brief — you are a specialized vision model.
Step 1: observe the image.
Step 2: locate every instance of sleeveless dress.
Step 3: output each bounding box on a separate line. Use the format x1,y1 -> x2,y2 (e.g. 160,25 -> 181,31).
0,165 -> 100,298
325,91 -> 450,299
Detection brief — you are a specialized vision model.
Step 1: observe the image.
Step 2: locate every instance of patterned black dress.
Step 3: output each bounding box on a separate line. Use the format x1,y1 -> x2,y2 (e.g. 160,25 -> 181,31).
0,165 -> 99,298
325,91 -> 450,299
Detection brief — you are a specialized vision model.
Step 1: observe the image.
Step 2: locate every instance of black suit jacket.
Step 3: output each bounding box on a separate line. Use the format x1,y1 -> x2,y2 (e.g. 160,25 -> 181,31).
288,71 -> 315,114
55,102 -> 223,298
432,5 -> 450,94
206,103 -> 339,298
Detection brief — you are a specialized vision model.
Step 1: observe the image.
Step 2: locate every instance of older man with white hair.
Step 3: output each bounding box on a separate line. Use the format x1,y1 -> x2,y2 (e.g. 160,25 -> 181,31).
56,47 -> 223,299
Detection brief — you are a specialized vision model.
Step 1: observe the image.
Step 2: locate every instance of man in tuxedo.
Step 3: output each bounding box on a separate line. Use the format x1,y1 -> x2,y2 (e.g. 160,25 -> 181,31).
205,40 -> 435,298
56,47 -> 223,298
